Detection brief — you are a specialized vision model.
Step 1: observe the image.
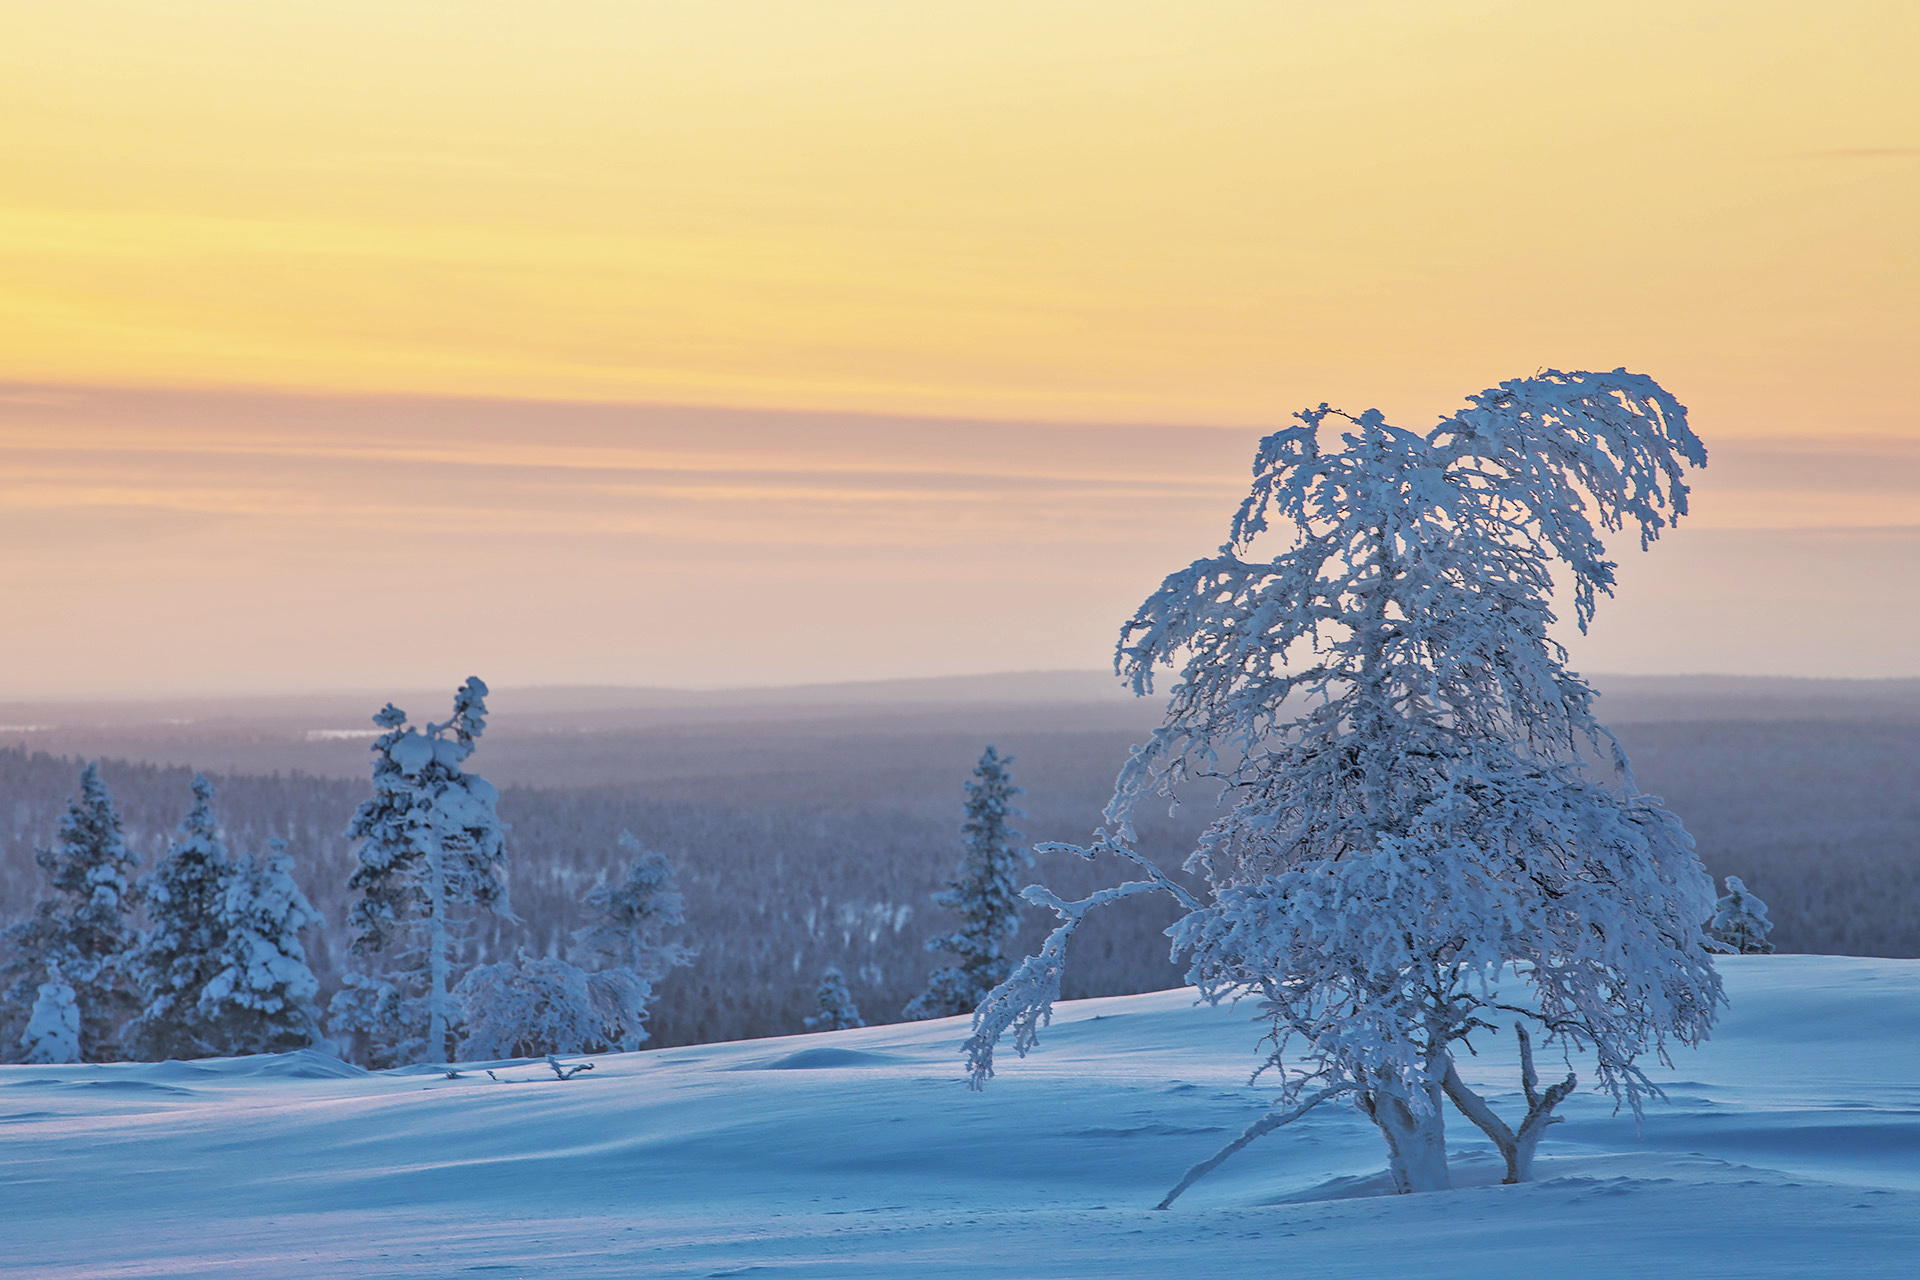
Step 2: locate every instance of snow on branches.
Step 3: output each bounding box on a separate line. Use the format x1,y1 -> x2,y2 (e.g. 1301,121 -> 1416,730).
965,370 -> 1724,1195
1710,876 -> 1776,955
905,746 -> 1032,1021
453,948 -> 651,1060
1,763 -> 142,1061
806,966 -> 866,1031
337,678 -> 509,1064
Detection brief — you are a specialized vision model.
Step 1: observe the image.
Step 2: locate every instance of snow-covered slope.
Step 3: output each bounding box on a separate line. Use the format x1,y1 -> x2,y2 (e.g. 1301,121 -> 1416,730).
9,956 -> 1918,1278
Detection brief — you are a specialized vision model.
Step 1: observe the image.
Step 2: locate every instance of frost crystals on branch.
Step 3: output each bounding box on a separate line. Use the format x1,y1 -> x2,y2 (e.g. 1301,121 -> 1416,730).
904,746 -> 1033,1020
331,678 -> 509,1065
964,370 -> 1725,1198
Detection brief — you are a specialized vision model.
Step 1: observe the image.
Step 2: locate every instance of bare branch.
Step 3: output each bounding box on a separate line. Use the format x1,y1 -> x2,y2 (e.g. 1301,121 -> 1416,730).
1154,1085 -> 1354,1210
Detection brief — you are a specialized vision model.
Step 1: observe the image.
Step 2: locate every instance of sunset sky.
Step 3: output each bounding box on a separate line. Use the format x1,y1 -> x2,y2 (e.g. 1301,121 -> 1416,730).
2,1 -> 1914,697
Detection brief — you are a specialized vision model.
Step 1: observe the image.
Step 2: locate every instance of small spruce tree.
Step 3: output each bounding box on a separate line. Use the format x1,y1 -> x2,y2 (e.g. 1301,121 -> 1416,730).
324,973 -> 406,1070
805,966 -> 865,1031
338,678 -> 510,1064
904,746 -> 1031,1021
573,832 -> 696,985
1,763 -> 142,1061
198,838 -> 324,1054
123,775 -> 234,1061
1709,876 -> 1776,955
21,960 -> 81,1065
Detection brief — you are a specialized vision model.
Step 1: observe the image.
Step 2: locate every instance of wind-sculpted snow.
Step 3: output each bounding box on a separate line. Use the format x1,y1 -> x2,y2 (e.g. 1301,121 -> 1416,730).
6,957 -> 1918,1277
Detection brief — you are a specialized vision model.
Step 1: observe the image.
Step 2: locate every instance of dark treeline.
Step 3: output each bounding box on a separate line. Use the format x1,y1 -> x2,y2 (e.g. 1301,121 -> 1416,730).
1,679 -> 1914,1050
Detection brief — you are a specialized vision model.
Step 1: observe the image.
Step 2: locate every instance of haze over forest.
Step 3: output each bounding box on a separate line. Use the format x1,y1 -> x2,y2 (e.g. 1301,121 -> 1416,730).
5,670 -> 1913,1048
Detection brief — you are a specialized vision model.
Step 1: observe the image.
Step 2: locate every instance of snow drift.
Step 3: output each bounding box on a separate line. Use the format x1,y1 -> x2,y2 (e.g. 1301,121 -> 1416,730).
7,956 -> 1917,1278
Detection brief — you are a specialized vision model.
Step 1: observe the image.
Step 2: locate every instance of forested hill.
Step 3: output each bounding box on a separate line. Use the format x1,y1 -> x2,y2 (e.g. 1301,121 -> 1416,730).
1,673 -> 1914,1047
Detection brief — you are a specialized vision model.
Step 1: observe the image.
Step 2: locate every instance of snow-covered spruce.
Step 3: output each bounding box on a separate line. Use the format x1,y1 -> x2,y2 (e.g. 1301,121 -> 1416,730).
1710,876 -> 1776,955
123,775 -> 234,1061
332,678 -> 509,1065
197,838 -> 324,1054
806,966 -> 866,1031
453,948 -> 651,1059
965,370 -> 1724,1196
0,763 -> 142,1062
20,959 -> 80,1064
903,746 -> 1032,1021
572,832 -> 696,985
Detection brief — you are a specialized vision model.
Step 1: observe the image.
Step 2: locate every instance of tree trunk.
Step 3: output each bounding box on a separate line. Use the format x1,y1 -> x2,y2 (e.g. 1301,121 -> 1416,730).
426,839 -> 449,1064
1360,1080 -> 1450,1193
1440,1028 -> 1576,1184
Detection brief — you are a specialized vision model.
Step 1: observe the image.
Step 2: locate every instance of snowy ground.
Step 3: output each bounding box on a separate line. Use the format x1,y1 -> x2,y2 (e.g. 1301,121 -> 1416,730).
9,955 -> 1918,1278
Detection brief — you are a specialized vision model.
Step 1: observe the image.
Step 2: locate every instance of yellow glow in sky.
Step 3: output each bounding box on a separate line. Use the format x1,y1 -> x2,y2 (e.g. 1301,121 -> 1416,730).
3,0 -> 1915,433
1,3 -> 1915,696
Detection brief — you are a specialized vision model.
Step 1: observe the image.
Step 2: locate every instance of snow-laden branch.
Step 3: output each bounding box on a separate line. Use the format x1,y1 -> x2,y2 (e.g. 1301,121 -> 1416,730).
964,831 -> 1197,1088
1154,1084 -> 1356,1210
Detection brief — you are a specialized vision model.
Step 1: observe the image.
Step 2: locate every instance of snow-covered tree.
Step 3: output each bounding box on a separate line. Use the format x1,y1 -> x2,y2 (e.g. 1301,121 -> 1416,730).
198,839 -> 324,1055
1709,876 -> 1775,955
573,832 -> 695,985
340,678 -> 509,1064
324,973 -> 406,1070
966,370 -> 1725,1196
1,763 -> 142,1061
453,948 -> 651,1059
904,746 -> 1031,1021
20,960 -> 81,1065
805,965 -> 865,1031
123,775 -> 234,1061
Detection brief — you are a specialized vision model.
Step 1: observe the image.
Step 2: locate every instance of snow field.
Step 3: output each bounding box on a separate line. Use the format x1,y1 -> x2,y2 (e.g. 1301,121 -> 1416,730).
8,956 -> 1918,1278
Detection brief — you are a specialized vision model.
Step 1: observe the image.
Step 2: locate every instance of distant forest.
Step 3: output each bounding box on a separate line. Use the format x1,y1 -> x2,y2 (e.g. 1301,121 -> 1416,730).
2,674 -> 1915,1049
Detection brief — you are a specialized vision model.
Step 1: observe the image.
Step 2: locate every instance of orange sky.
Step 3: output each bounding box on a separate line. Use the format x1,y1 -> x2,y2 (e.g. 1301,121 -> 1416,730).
0,2 -> 1914,695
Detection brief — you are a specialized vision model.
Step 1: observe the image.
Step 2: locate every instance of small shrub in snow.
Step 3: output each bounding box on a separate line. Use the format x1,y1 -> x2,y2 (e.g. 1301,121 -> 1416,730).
805,966 -> 865,1031
903,746 -> 1031,1021
967,370 -> 1725,1196
342,678 -> 509,1064
453,948 -> 650,1059
21,960 -> 81,1064
1709,876 -> 1776,955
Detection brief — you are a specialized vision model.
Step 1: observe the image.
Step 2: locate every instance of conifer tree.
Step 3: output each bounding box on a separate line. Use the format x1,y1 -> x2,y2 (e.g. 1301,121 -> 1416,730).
968,370 -> 1725,1196
573,832 -> 696,985
21,959 -> 81,1065
337,678 -> 509,1064
904,746 -> 1030,1020
324,974 -> 406,1070
805,966 -> 865,1031
124,775 -> 234,1061
1,763 -> 142,1061
198,838 -> 324,1054
1709,876 -> 1776,955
